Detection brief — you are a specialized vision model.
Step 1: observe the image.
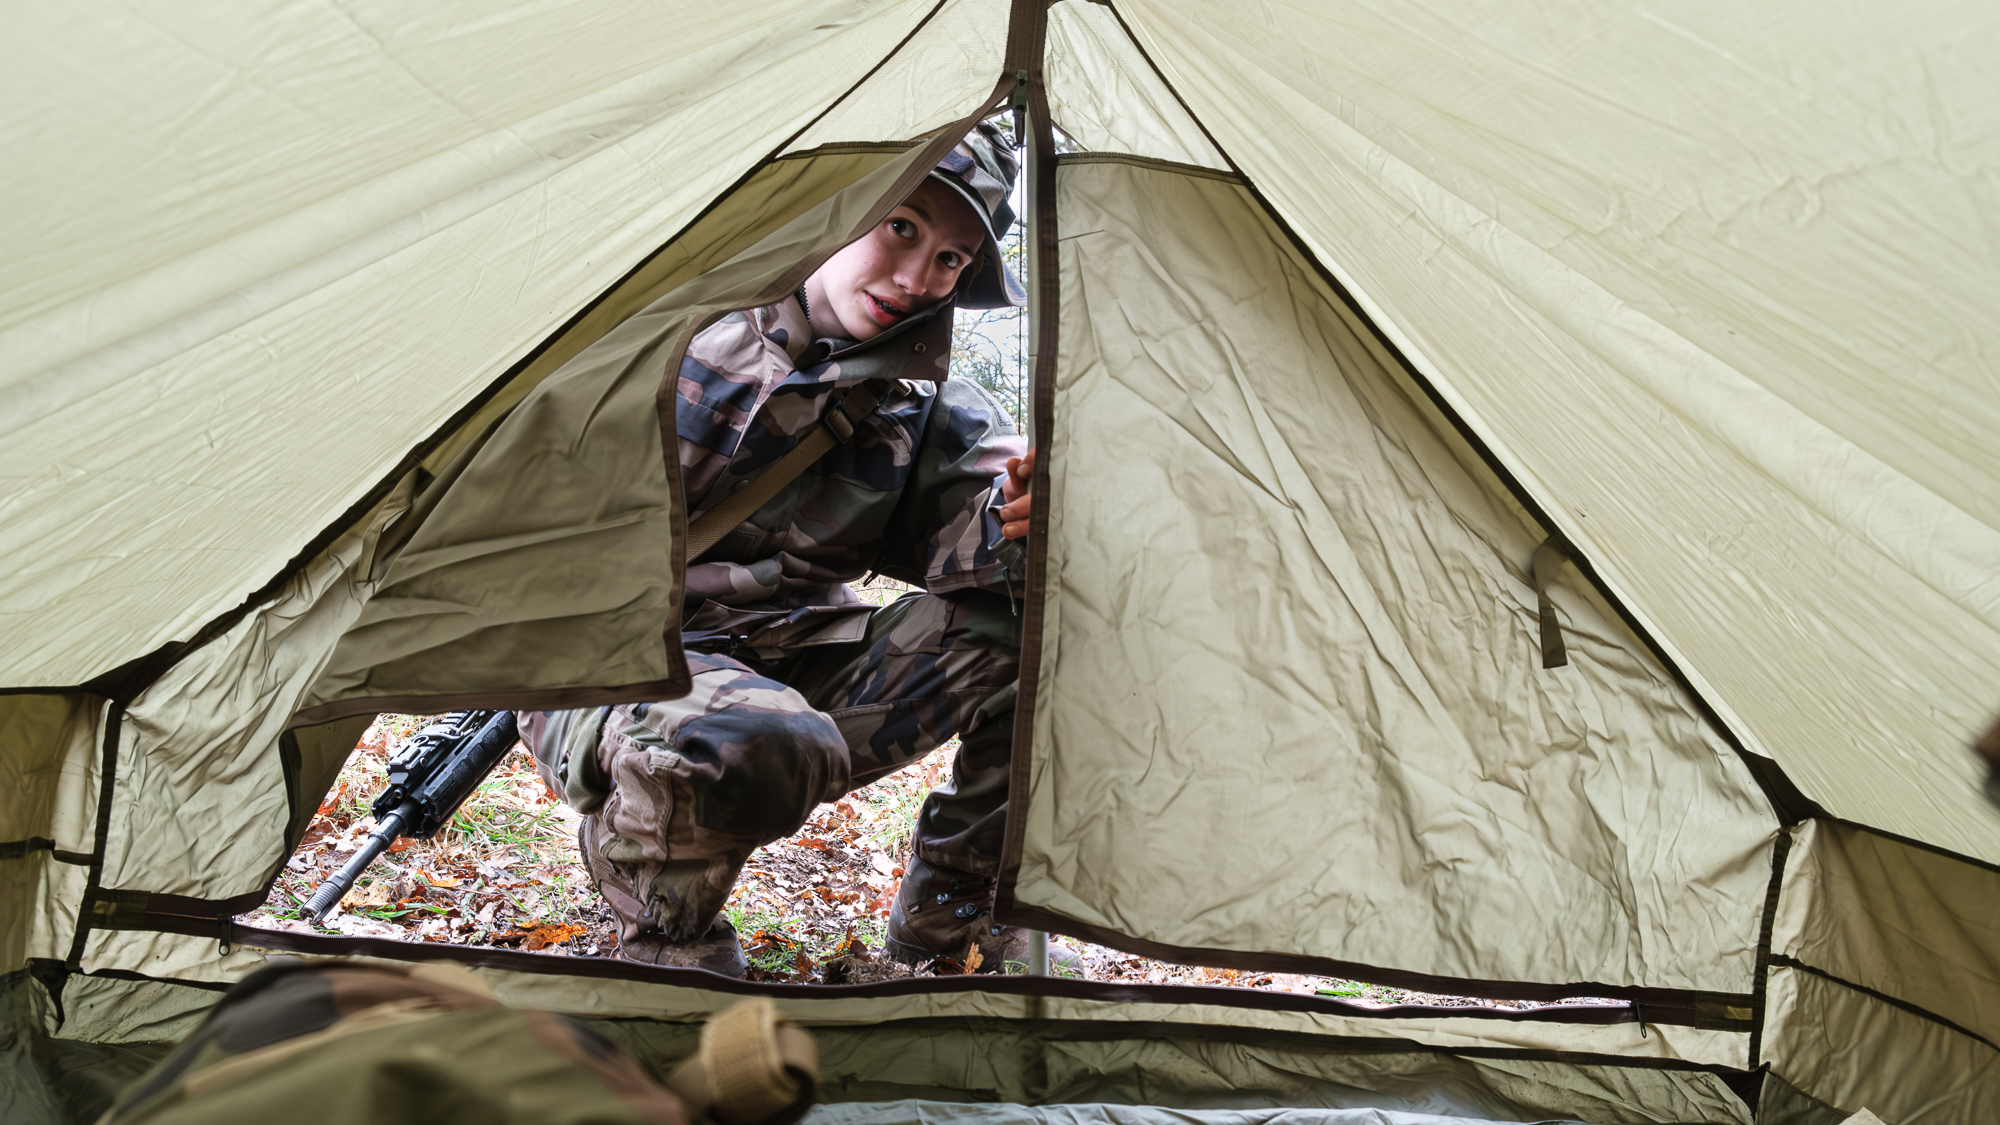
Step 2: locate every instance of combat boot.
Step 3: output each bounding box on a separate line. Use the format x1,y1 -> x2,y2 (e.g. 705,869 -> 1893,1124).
578,815 -> 748,977
886,856 -> 1070,972
618,918 -> 750,976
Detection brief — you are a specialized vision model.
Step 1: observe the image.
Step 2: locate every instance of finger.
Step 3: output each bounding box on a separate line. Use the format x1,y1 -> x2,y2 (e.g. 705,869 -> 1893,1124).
1001,520 -> 1029,540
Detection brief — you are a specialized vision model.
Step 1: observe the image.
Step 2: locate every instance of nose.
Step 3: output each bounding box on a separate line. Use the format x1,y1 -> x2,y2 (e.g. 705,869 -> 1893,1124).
893,252 -> 950,301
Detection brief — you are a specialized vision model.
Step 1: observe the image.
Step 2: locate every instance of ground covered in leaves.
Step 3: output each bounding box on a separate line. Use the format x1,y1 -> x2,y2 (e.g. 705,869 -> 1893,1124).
245,715 -> 1608,1008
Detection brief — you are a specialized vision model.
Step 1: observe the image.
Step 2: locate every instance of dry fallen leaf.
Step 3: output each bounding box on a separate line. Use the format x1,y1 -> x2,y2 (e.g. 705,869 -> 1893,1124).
523,922 -> 587,951
963,942 -> 984,974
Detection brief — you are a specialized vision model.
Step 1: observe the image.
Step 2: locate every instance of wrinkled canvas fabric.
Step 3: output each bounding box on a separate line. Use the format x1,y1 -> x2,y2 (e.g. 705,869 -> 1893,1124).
1022,158 -> 1774,993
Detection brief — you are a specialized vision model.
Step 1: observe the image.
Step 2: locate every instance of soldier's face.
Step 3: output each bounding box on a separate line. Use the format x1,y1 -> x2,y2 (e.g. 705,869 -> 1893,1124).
806,179 -> 985,340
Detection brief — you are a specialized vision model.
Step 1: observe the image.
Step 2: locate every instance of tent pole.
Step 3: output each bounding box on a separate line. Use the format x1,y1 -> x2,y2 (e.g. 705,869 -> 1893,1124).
1027,928 -> 1049,976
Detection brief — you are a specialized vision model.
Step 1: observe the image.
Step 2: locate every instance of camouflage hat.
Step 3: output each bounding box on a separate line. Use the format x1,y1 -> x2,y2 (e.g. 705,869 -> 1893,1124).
928,121 -> 1026,309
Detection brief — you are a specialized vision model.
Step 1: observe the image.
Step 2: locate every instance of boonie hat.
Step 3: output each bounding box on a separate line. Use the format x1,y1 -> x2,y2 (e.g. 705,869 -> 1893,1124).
928,121 -> 1026,309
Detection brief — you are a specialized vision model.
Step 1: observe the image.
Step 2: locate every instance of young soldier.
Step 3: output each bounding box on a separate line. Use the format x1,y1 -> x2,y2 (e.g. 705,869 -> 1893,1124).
517,125 -> 1038,975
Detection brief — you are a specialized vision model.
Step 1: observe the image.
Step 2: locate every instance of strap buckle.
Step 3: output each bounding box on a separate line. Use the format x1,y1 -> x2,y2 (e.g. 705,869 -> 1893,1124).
822,384 -> 879,444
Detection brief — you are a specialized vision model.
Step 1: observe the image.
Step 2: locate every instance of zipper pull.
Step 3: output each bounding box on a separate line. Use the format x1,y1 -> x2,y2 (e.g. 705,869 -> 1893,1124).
1011,70 -> 1029,149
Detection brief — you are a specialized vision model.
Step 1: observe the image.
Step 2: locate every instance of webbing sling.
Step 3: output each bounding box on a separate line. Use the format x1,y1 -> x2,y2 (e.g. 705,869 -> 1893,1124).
1532,535 -> 1574,669
683,381 -> 888,562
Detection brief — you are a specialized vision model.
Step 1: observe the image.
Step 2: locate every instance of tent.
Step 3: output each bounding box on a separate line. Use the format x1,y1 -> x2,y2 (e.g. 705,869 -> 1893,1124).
5,0 -> 1997,1121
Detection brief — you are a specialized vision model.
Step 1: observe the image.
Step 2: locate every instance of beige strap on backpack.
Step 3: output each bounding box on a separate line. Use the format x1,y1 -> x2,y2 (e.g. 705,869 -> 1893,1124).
683,382 -> 887,562
666,998 -> 819,1125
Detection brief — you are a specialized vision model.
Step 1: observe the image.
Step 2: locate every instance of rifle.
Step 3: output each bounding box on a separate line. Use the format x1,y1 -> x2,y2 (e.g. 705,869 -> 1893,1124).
303,709 -> 521,920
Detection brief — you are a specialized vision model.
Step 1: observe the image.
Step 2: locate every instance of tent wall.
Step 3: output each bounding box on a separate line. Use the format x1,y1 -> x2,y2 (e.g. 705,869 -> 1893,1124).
1113,0 -> 2000,865
1042,2 -> 1224,170
298,142 -> 951,719
1010,155 -> 1777,1002
1762,819 -> 2000,1121
785,0 -> 1009,154
100,485 -> 409,902
0,0 -> 942,690
1763,965 -> 1999,1124
0,696 -> 102,975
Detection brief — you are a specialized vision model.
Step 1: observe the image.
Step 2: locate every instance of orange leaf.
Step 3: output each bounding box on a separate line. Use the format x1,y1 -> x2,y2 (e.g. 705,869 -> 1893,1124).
794,837 -> 829,851
523,922 -> 587,951
387,839 -> 411,853
793,949 -> 815,976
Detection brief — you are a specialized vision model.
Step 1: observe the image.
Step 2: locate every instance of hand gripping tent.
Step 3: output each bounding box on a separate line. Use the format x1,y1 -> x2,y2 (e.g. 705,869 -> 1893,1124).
4,2 -> 1997,1122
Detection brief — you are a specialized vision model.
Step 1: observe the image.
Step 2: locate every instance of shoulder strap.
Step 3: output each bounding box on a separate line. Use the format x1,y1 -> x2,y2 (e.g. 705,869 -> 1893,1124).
683,381 -> 888,562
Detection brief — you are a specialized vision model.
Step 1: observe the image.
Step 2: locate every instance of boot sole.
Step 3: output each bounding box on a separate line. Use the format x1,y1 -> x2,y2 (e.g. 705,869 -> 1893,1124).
882,932 -> 943,967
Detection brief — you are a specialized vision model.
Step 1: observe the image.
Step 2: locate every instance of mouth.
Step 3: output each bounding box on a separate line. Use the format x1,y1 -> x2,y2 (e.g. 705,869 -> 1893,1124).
863,292 -> 907,326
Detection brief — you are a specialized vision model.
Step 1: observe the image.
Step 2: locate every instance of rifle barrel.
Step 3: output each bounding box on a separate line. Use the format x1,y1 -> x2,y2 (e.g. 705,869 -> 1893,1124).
303,802 -> 414,921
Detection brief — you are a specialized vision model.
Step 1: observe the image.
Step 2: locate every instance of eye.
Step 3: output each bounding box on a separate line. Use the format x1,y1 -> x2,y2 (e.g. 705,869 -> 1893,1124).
888,218 -> 916,240
938,251 -> 962,269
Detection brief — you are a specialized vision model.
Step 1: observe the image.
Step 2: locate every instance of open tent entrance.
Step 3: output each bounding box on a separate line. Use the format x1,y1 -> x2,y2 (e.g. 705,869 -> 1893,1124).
7,3 -> 1999,1124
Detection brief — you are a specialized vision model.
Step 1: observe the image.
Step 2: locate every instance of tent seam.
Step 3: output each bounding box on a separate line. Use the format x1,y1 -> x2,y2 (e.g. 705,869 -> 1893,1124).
769,0 -> 957,154
63,700 -> 124,974
1768,954 -> 2000,1054
1746,825 -> 1793,1068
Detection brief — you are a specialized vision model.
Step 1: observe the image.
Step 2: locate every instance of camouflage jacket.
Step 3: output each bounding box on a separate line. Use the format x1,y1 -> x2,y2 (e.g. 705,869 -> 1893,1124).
672,295 -> 1025,647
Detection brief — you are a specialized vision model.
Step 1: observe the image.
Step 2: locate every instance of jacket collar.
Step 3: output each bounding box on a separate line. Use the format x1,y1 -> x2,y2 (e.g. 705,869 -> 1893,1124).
765,297 -> 955,386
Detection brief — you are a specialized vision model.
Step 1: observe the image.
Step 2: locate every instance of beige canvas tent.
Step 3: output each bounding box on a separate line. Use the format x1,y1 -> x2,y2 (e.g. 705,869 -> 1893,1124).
4,1 -> 1997,1122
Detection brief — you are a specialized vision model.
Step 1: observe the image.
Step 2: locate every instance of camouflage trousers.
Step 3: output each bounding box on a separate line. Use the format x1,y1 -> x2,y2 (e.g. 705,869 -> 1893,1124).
518,590 -> 1019,944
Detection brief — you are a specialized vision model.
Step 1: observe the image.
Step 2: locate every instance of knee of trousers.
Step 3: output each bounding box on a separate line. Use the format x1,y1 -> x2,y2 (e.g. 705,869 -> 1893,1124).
668,706 -> 850,845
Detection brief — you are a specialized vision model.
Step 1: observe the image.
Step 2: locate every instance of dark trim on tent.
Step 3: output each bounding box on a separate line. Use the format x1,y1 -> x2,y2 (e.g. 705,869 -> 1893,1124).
1769,954 -> 2000,1054
988,901 -> 1753,1030
767,0 -> 955,154
1054,151 -> 1241,182
67,968 -> 236,994
164,919 -> 1684,1032
801,1015 -> 1754,1082
996,0 -> 1061,970
64,703 -> 124,971
0,838 -> 92,865
290,677 -> 697,730
1746,825 -> 1794,1069
1833,815 -> 2000,878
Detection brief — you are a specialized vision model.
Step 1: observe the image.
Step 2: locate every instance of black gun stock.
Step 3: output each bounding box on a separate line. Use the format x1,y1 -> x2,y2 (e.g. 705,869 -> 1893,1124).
302,709 -> 520,920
